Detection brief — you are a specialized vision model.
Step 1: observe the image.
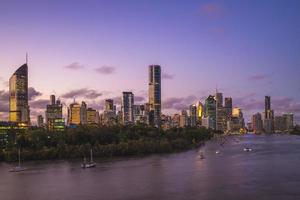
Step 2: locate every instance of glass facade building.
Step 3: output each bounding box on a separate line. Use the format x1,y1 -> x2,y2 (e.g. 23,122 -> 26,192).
148,65 -> 161,127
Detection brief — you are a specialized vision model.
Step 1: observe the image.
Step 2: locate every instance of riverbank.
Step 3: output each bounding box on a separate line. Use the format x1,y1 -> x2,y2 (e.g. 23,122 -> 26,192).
0,126 -> 213,162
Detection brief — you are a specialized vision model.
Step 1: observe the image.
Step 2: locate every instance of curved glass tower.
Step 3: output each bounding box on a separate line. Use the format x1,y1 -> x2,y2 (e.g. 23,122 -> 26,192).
148,65 -> 161,127
9,63 -> 30,125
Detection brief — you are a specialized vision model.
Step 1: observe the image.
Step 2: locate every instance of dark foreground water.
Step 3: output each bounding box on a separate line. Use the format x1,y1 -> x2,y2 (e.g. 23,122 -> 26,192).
1,134 -> 300,200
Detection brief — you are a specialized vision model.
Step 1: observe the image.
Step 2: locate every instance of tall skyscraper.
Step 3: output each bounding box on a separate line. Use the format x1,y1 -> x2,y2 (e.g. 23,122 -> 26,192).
46,95 -> 64,131
105,99 -> 114,111
9,63 -> 30,126
224,97 -> 233,118
205,95 -> 216,130
148,65 -> 161,127
189,105 -> 197,127
264,96 -> 274,133
196,101 -> 204,125
252,113 -> 263,134
215,92 -> 224,131
80,101 -> 87,125
121,92 -> 134,125
68,102 -> 81,125
87,108 -> 97,125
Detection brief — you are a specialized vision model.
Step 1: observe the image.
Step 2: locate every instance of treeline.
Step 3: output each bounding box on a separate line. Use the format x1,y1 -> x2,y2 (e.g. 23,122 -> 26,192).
0,125 -> 213,162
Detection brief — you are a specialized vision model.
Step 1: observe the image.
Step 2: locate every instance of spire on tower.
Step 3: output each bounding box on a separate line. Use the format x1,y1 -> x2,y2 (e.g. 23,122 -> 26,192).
26,52 -> 28,64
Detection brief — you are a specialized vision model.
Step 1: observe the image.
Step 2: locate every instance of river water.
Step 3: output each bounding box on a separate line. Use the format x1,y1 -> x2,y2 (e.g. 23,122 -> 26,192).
1,134 -> 300,200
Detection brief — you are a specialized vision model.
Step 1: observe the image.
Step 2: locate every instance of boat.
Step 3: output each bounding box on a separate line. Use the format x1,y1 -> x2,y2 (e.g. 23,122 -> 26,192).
9,148 -> 27,172
81,149 -> 96,168
215,150 -> 220,154
243,147 -> 252,152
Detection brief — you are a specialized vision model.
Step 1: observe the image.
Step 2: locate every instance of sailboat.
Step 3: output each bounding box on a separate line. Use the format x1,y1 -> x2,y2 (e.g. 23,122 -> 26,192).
9,148 -> 27,172
81,149 -> 96,168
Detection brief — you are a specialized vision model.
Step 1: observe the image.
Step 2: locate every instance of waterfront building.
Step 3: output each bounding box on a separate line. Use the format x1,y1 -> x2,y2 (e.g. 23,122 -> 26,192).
264,96 -> 274,133
179,110 -> 189,127
105,99 -> 114,111
252,113 -> 263,134
80,101 -> 87,125
148,65 -> 161,127
189,105 -> 197,127
68,102 -> 81,125
202,116 -> 214,129
196,101 -> 204,125
37,115 -> 44,128
224,97 -> 233,118
9,63 -> 30,126
87,108 -> 97,125
205,95 -> 216,130
46,95 -> 65,131
283,113 -> 294,131
121,92 -> 134,125
274,116 -> 286,132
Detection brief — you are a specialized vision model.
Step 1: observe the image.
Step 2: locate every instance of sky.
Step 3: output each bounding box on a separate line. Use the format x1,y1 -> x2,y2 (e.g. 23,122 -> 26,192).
0,0 -> 300,124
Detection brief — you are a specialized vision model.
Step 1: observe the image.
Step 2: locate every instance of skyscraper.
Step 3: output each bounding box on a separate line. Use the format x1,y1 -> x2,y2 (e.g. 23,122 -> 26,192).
252,113 -> 263,134
148,65 -> 161,127
105,99 -> 114,111
265,96 -> 271,119
224,97 -> 233,118
9,63 -> 30,126
189,105 -> 197,127
80,101 -> 87,125
205,95 -> 216,130
68,102 -> 81,125
121,92 -> 134,125
264,96 -> 274,133
46,95 -> 64,131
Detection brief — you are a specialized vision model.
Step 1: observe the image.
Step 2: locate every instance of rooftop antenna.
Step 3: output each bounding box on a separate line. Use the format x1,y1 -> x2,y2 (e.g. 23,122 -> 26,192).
26,52 -> 28,64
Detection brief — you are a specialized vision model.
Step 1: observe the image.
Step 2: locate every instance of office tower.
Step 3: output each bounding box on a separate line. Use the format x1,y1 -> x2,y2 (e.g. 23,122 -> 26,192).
148,65 -> 161,127
252,113 -> 263,134
215,91 -> 225,131
46,95 -> 64,131
87,108 -> 97,125
215,92 -> 223,108
179,110 -> 189,127
205,95 -> 216,130
9,63 -> 30,126
37,115 -> 44,128
227,107 -> 245,133
283,113 -> 294,131
189,105 -> 197,127
196,101 -> 204,124
133,105 -> 146,124
105,99 -> 114,111
274,116 -> 285,132
265,96 -> 271,118
224,97 -> 232,118
68,102 -> 81,125
121,92 -> 134,125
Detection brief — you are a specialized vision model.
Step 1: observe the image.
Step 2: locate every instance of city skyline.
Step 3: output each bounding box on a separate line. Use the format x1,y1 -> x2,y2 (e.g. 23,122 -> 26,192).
0,0 -> 300,123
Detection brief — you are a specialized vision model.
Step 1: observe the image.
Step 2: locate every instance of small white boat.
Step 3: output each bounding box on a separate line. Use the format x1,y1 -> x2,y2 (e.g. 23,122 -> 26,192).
215,150 -> 220,154
81,149 -> 96,168
243,148 -> 252,152
9,149 -> 27,172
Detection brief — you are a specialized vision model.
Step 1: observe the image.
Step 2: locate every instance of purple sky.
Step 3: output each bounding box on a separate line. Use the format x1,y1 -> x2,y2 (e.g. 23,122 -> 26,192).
0,0 -> 299,124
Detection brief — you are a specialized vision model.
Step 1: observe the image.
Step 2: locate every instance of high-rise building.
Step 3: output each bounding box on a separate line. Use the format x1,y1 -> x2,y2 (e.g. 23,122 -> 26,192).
179,110 -> 189,127
80,101 -> 87,125
87,108 -> 97,125
283,113 -> 294,131
68,102 -> 81,125
189,105 -> 197,127
105,99 -> 114,111
121,92 -> 134,125
264,96 -> 274,133
252,113 -> 263,134
46,95 -> 64,131
37,115 -> 44,128
9,63 -> 30,126
224,97 -> 232,118
196,101 -> 204,125
215,92 -> 225,131
265,96 -> 271,118
148,65 -> 161,127
205,95 -> 216,130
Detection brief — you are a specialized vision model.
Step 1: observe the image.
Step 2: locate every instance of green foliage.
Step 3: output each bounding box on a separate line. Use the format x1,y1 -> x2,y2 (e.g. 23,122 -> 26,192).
2,125 -> 213,162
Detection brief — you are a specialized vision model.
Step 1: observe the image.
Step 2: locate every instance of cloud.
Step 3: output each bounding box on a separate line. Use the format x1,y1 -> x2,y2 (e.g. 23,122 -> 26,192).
30,99 -> 49,109
64,62 -> 85,70
248,74 -> 268,81
135,95 -> 146,103
198,2 -> 224,19
61,88 -> 102,99
162,73 -> 174,80
94,66 -> 115,74
163,95 -> 198,111
28,87 -> 42,100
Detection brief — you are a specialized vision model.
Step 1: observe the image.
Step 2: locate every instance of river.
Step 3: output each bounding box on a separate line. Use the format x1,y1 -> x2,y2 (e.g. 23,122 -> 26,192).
1,134 -> 300,200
